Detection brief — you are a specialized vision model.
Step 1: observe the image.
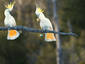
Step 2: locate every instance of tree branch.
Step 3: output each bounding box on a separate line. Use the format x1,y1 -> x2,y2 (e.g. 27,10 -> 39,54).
0,26 -> 77,36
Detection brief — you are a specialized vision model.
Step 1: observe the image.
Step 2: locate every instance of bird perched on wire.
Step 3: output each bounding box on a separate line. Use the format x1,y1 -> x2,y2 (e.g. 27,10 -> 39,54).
4,1 -> 20,40
35,7 -> 56,42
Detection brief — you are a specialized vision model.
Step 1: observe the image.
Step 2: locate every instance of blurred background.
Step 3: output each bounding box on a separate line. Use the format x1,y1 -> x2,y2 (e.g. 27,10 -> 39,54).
0,0 -> 85,64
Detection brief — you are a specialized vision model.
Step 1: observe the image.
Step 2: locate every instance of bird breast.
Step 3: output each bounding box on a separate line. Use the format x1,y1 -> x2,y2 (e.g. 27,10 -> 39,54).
4,15 -> 16,27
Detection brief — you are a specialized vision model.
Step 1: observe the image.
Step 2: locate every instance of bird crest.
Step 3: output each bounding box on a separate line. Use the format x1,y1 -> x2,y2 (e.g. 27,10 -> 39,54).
37,8 -> 44,13
5,1 -> 15,9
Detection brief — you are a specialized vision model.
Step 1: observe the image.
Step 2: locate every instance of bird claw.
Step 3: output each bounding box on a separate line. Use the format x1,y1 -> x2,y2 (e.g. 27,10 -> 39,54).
40,34 -> 43,37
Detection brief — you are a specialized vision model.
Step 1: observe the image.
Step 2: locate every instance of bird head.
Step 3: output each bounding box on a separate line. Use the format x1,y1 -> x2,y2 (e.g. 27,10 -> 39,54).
37,8 -> 44,13
35,7 -> 44,16
5,1 -> 15,11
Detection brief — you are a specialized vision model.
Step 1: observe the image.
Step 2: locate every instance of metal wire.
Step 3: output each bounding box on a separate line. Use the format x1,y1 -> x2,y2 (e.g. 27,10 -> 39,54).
0,26 -> 78,36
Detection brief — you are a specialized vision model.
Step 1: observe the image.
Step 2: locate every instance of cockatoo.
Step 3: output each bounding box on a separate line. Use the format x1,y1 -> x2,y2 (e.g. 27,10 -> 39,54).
35,7 -> 56,42
4,2 -> 20,40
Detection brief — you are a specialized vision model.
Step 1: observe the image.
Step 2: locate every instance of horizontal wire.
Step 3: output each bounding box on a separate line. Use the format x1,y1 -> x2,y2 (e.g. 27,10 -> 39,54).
0,26 -> 78,36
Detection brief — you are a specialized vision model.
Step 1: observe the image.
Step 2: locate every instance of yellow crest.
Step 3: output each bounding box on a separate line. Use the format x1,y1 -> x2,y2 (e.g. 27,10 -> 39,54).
5,1 -> 15,9
37,8 -> 44,13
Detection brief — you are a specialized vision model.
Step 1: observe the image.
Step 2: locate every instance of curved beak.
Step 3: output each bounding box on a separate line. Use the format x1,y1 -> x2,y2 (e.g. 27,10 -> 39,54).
36,18 -> 40,22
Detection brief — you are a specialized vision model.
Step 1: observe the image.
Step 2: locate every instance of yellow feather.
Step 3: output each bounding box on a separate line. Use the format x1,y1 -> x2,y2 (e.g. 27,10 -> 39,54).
37,8 -> 44,13
5,1 -> 15,9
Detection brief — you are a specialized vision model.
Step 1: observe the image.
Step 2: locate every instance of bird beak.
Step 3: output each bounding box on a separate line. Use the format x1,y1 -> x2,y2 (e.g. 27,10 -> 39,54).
36,18 -> 40,22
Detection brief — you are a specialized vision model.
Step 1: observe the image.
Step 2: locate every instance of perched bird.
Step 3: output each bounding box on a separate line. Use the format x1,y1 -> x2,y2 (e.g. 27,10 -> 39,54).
4,1 -> 20,40
35,7 -> 56,42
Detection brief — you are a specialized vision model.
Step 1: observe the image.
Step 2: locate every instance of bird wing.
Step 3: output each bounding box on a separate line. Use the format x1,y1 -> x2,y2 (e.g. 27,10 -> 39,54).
4,15 -> 16,27
40,17 -> 53,30
9,16 -> 16,26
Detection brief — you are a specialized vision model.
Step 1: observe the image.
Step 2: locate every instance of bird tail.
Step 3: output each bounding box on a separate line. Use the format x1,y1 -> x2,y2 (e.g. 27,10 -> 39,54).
45,33 -> 56,42
7,30 -> 20,40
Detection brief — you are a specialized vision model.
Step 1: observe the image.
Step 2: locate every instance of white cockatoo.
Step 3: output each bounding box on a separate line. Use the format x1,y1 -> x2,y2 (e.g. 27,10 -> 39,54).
35,7 -> 56,42
4,1 -> 20,40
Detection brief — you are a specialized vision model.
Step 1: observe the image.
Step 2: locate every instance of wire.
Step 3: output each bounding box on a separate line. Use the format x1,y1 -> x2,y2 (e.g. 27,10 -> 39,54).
0,26 -> 78,36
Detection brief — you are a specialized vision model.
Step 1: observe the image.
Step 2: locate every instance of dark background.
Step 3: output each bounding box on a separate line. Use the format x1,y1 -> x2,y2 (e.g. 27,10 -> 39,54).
0,0 -> 85,64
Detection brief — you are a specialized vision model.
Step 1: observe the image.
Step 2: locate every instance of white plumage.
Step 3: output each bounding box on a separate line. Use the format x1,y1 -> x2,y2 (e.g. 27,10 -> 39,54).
4,9 -> 16,27
4,2 -> 20,40
35,8 -> 56,42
